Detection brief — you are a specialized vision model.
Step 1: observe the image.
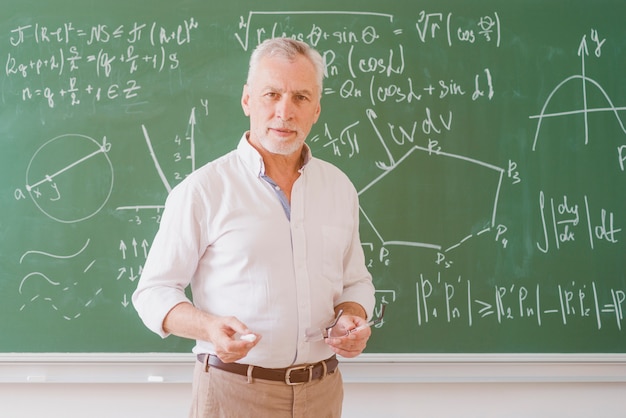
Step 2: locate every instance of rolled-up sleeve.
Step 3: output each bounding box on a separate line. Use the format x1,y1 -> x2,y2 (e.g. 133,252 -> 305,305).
334,183 -> 376,319
132,181 -> 206,338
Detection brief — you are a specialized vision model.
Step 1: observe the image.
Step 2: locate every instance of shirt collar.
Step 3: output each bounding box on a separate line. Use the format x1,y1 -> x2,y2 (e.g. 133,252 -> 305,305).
237,131 -> 313,176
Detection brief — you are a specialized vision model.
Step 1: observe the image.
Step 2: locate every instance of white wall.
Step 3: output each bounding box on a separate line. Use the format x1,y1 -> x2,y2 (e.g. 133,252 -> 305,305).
1,381 -> 625,418
1,354 -> 625,418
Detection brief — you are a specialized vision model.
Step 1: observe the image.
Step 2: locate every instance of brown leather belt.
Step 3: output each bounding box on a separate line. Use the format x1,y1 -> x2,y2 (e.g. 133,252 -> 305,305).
197,353 -> 338,385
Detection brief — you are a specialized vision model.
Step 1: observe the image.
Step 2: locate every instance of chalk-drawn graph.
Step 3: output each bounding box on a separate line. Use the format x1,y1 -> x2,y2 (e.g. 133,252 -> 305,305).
25,134 -> 113,223
116,107 -> 198,214
531,32 -> 626,155
18,239 -> 102,320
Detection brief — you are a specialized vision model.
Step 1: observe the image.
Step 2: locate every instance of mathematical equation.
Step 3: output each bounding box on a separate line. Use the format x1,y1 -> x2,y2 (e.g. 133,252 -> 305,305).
416,274 -> 625,331
239,11 -> 499,107
537,191 -> 621,253
4,11 -> 502,109
235,10 -> 501,49
5,18 -> 199,108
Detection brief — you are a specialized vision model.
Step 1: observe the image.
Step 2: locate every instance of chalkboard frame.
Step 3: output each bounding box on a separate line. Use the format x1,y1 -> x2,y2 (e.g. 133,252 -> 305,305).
0,353 -> 625,383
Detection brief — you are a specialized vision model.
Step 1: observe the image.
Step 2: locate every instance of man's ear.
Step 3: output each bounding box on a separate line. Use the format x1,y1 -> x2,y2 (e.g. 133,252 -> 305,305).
241,84 -> 250,116
313,102 -> 321,124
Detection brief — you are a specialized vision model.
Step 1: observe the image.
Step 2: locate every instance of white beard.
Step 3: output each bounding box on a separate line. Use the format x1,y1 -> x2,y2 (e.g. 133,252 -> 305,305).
257,128 -> 303,156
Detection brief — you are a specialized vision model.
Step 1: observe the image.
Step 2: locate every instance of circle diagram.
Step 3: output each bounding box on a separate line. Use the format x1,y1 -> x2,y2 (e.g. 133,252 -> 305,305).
25,134 -> 114,223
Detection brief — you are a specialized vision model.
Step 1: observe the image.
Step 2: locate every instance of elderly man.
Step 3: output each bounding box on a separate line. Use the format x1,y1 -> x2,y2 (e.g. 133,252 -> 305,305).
133,37 -> 376,418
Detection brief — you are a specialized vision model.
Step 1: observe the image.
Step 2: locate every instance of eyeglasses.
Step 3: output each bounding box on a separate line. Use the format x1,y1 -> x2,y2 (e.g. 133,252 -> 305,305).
304,304 -> 387,342
304,309 -> 344,342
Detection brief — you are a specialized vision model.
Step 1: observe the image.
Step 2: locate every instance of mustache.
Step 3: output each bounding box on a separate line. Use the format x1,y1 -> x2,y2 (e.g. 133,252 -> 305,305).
269,123 -> 296,131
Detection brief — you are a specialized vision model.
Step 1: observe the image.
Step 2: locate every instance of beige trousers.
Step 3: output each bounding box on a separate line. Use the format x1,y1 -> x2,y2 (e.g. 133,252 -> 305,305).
189,359 -> 344,418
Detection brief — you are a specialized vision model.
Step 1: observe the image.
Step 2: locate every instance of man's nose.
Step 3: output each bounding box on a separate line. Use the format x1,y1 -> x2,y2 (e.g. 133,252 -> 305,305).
275,96 -> 294,121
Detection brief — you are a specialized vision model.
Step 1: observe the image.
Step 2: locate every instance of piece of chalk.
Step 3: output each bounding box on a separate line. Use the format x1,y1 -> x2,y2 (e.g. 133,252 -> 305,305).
148,375 -> 164,382
240,333 -> 257,342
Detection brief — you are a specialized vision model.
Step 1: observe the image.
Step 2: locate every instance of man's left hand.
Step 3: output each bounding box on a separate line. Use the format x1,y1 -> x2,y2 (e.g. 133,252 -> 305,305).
324,314 -> 371,358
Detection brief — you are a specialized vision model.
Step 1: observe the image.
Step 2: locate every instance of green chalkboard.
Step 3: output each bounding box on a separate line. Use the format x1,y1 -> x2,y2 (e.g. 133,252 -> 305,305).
1,0 -> 625,354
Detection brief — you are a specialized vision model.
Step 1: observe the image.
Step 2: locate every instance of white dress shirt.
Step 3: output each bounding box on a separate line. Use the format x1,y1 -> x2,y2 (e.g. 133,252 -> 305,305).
133,133 -> 375,368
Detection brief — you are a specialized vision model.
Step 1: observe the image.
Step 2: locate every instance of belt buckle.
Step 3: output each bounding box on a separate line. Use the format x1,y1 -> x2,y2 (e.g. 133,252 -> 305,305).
285,364 -> 313,385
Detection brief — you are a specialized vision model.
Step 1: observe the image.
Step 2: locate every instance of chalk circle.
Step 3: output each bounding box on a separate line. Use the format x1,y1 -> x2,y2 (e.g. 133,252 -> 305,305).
25,134 -> 114,223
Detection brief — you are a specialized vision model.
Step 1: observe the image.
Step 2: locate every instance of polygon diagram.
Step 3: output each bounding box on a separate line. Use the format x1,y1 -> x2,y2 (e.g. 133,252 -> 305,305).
358,146 -> 504,251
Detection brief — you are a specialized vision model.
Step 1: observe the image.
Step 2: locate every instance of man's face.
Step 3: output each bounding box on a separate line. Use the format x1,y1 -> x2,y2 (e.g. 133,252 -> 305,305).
242,54 -> 321,157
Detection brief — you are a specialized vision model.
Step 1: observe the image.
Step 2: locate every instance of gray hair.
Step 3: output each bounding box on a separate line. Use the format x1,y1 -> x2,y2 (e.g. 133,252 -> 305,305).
247,37 -> 325,97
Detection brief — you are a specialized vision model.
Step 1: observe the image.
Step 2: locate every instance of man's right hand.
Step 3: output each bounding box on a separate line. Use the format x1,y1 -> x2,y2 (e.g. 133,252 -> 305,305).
163,302 -> 261,363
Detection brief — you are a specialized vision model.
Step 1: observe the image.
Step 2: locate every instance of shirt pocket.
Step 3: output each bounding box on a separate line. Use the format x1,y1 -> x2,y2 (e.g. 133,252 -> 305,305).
321,225 -> 350,283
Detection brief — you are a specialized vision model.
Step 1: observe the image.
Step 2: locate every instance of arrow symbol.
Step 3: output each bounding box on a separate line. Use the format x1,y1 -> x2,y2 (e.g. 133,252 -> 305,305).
187,107 -> 197,171
141,239 -> 149,258
577,34 -> 589,57
128,267 -> 138,282
121,294 -> 130,308
117,267 -> 127,280
119,240 -> 127,259
577,34 -> 590,145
